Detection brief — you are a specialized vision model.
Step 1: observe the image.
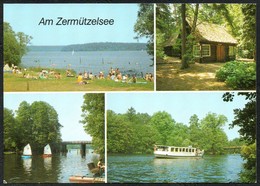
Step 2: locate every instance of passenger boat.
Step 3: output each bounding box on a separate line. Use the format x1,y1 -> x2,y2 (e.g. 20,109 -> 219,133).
154,145 -> 204,158
69,176 -> 105,183
42,144 -> 52,157
21,144 -> 32,158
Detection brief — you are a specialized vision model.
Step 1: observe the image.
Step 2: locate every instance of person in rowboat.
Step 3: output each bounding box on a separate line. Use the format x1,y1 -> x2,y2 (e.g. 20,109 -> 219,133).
97,159 -> 105,176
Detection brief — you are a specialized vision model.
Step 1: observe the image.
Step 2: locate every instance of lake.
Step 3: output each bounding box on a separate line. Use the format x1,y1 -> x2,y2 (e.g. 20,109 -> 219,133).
21,50 -> 154,77
107,154 -> 244,183
4,149 -> 103,183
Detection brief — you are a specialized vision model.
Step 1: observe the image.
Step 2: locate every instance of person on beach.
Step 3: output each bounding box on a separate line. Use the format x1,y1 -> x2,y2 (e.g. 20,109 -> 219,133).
77,73 -> 88,84
66,69 -> 74,77
132,75 -> 137,83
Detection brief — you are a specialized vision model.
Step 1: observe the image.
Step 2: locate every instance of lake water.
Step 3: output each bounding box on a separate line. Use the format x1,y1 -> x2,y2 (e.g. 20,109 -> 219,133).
107,154 -> 244,183
4,149 -> 103,183
21,51 -> 154,77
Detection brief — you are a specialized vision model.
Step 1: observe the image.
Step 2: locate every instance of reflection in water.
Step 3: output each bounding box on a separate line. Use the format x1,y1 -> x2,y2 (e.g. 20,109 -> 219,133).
22,158 -> 32,175
43,157 -> 52,171
4,148 -> 101,183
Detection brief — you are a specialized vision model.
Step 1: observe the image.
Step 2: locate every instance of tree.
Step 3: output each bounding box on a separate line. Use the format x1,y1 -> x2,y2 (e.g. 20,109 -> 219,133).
223,92 -> 256,144
240,4 -> 256,60
240,143 -> 256,182
167,122 -> 189,146
3,108 -> 17,151
149,111 -> 175,145
156,4 -> 176,60
15,101 -> 33,150
181,4 -> 189,69
222,92 -> 256,183
188,114 -> 202,147
107,109 -> 159,154
134,4 -> 154,61
107,110 -> 135,153
4,22 -> 21,66
200,113 -> 228,154
30,101 -> 62,152
81,94 -> 105,157
126,107 -> 137,122
4,22 -> 32,66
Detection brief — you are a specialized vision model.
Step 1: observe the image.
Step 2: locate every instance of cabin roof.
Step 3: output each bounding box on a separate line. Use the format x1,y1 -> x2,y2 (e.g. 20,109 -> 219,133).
190,21 -> 238,45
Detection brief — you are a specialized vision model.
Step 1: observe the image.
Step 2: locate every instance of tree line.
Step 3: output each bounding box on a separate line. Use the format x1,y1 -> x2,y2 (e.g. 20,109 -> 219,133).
61,42 -> 147,52
107,107 -> 241,155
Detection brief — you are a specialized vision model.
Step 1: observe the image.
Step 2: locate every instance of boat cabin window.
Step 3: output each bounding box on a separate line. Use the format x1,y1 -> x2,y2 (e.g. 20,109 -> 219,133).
186,148 -> 188,152
157,146 -> 168,151
183,148 -> 185,152
192,149 -> 195,152
189,149 -> 192,152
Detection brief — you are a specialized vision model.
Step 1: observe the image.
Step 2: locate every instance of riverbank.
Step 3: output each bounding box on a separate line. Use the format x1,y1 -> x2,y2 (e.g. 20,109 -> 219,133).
4,152 -> 16,155
4,67 -> 154,91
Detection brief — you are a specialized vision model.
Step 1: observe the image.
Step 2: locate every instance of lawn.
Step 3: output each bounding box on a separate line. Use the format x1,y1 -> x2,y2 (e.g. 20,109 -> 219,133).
4,69 -> 154,92
156,58 -> 230,91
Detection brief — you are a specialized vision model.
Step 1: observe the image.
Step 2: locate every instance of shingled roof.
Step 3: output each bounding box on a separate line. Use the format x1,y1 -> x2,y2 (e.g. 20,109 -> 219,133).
192,21 -> 238,44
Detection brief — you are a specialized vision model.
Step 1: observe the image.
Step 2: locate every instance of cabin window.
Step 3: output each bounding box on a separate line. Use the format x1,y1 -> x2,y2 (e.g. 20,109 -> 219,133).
192,149 -> 195,152
189,149 -> 191,152
201,44 -> 211,56
229,46 -> 236,56
193,44 -> 211,57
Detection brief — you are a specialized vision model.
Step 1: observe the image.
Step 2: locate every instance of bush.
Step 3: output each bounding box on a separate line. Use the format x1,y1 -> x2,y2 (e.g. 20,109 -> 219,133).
215,61 -> 256,90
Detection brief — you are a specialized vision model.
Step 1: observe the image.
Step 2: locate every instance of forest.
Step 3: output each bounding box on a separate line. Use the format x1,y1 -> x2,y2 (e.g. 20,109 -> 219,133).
61,42 -> 147,52
107,107 -> 244,155
4,101 -> 62,154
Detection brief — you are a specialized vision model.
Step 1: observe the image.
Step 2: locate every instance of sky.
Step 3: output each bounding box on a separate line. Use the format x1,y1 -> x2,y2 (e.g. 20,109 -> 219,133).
106,92 -> 250,141
4,4 -> 147,45
4,92 -> 91,141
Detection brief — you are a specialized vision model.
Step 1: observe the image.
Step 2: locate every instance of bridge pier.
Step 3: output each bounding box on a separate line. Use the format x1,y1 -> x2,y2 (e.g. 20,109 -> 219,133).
61,144 -> 68,153
81,144 -> 86,157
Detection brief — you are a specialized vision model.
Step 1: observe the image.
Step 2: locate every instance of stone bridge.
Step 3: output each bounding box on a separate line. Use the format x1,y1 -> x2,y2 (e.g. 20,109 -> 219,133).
60,140 -> 92,156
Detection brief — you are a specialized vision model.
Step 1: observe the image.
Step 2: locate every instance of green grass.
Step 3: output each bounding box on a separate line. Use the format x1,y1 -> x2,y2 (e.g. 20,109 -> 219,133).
4,68 -> 154,91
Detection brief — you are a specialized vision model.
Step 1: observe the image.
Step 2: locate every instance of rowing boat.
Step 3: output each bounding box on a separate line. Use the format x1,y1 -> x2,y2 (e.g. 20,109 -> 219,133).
69,176 -> 105,183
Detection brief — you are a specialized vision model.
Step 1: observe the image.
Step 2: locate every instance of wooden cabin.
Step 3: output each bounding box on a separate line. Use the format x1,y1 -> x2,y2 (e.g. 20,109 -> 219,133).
191,21 -> 238,63
163,21 -> 238,63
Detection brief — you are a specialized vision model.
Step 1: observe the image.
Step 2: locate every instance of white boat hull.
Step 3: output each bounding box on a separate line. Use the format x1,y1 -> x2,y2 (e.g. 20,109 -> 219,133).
154,153 -> 203,159
154,145 -> 204,159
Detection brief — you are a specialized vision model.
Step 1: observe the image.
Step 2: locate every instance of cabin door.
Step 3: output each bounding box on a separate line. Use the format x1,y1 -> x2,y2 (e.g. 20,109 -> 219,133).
217,45 -> 225,62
